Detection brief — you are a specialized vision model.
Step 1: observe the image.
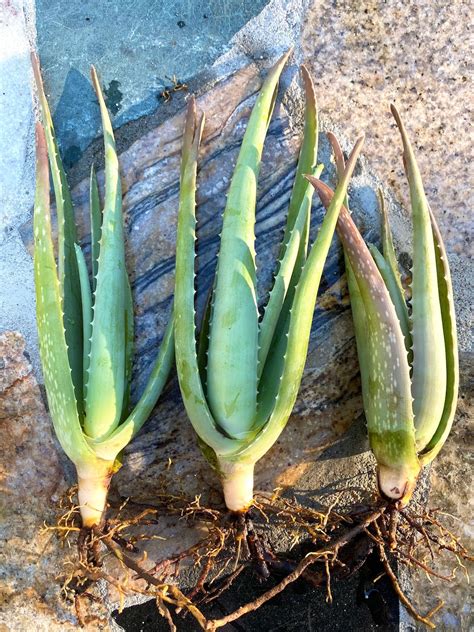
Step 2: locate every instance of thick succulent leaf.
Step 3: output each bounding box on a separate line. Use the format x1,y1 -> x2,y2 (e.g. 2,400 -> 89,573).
258,67 -> 319,382
258,194 -> 308,378
34,123 -> 94,465
281,65 -> 318,253
88,318 -> 175,460
121,270 -> 134,418
32,53 -> 84,414
257,163 -> 325,401
85,67 -> 126,440
74,244 -> 92,404
378,190 -> 405,301
419,206 -> 459,464
89,164 -> 101,291
197,282 -> 213,394
328,133 -> 412,363
206,51 -> 291,440
313,178 -> 420,500
391,105 -> 446,450
369,244 -> 412,357
231,137 -> 365,465
344,254 -> 371,402
174,98 -> 242,457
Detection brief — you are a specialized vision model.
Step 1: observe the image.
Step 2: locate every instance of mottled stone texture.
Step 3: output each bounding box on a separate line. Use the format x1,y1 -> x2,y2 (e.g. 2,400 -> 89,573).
300,0 -> 472,258
0,332 -> 77,631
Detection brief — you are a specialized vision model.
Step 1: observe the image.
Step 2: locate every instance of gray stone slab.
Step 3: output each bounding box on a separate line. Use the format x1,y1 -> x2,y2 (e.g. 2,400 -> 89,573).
36,0 -> 270,166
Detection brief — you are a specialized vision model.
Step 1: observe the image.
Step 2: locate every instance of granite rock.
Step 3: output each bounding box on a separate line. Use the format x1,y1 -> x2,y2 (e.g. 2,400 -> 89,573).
0,331 -> 78,631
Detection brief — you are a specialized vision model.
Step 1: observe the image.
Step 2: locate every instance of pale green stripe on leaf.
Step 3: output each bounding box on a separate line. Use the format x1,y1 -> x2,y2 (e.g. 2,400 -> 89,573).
85,67 -> 126,440
233,136 -> 365,465
34,123 -> 94,465
74,243 -> 92,404
419,206 -> 459,464
391,105 -> 446,451
32,53 -> 84,414
174,99 -> 241,457
207,51 -> 291,439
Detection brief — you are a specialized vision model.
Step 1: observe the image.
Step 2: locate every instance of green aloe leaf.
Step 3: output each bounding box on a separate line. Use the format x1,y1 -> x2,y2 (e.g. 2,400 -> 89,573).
89,164 -> 101,292
85,67 -> 126,440
206,51 -> 291,440
74,243 -> 92,404
312,177 -> 420,501
32,52 -> 84,414
88,318 -> 175,459
327,133 -> 412,360
419,206 -> 459,464
281,65 -> 318,254
233,136 -> 365,464
257,191 -> 308,379
174,98 -> 242,457
368,243 -> 412,357
34,123 -> 94,464
121,266 -> 134,418
258,68 -> 320,378
391,105 -> 446,451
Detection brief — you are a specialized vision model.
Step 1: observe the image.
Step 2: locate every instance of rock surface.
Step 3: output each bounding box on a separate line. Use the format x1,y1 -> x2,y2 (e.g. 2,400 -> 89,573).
0,331 -> 77,631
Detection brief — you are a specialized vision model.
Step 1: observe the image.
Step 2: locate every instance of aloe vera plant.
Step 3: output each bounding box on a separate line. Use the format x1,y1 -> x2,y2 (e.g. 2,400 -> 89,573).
309,106 -> 458,508
175,52 -> 365,512
32,55 -> 174,527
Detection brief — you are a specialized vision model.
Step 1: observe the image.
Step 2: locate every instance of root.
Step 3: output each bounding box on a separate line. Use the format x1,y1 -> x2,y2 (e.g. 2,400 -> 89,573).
47,486 -> 472,631
203,507 -> 386,630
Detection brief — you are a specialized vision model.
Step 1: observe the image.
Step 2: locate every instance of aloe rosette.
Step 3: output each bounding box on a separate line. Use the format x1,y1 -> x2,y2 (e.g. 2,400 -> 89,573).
33,55 -> 174,527
174,52 -> 365,512
309,106 -> 458,508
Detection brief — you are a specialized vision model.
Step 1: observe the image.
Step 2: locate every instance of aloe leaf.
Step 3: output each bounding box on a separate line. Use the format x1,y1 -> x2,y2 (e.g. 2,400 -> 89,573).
121,270 -> 134,418
281,65 -> 318,253
31,53 -> 84,413
233,136 -> 365,464
34,123 -> 94,464
313,178 -> 420,501
174,98 -> 242,457
197,282 -> 213,394
206,51 -> 291,440
378,190 -> 405,299
344,254 -> 371,404
88,318 -> 175,459
74,243 -> 92,404
89,164 -> 101,291
419,206 -> 459,464
391,105 -> 446,451
328,133 -> 412,364
258,194 -> 307,378
258,67 -> 320,382
368,244 -> 412,356
85,67 -> 126,440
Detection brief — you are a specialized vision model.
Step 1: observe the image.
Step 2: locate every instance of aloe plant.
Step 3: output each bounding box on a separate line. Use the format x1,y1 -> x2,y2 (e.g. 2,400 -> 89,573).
32,54 -> 174,527
174,52 -> 365,512
309,106 -> 458,508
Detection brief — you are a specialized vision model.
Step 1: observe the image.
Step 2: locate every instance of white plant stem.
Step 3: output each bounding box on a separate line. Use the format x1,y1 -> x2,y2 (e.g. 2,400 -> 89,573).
218,459 -> 255,513
377,464 -> 419,509
76,460 -> 114,527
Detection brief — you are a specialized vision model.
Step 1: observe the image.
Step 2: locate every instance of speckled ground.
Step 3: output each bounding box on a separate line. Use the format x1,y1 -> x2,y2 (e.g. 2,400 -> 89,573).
300,0 -> 473,257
